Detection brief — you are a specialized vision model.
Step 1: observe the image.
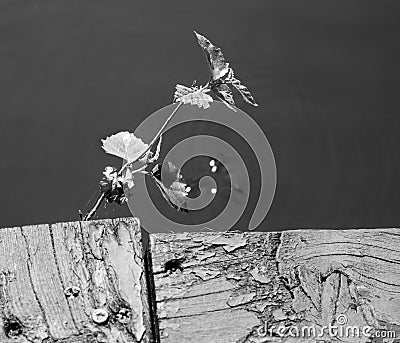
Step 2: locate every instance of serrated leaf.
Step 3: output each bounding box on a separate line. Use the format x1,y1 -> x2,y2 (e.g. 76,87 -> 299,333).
194,31 -> 230,80
174,84 -> 192,100
194,32 -> 258,108
101,131 -> 149,163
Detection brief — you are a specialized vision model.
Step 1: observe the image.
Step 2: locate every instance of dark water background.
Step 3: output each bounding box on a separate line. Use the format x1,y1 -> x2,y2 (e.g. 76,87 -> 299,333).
1,0 -> 400,231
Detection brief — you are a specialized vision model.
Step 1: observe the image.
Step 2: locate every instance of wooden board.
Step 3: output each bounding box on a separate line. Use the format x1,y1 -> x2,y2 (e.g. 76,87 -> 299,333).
2,218 -> 400,343
150,229 -> 400,343
0,218 -> 153,343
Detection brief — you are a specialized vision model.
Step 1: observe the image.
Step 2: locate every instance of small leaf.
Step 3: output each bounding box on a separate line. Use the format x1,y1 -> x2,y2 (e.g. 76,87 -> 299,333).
211,83 -> 236,111
174,84 -> 213,109
151,162 -> 189,212
101,131 -> 149,163
99,166 -> 127,204
174,84 -> 192,100
226,68 -> 258,106
103,166 -> 118,181
165,181 -> 189,211
155,179 -> 189,213
194,31 -> 230,80
194,32 -> 258,108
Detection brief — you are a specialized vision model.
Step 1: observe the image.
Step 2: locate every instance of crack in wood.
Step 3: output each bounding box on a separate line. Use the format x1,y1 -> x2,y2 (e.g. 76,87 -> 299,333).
351,269 -> 400,289
20,226 -> 51,340
302,252 -> 400,265
48,225 -> 80,333
151,229 -> 400,342
142,231 -> 161,343
315,240 -> 400,254
0,219 -> 154,342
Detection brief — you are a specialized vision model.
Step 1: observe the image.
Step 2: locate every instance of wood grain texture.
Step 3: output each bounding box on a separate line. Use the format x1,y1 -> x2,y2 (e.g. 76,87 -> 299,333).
2,219 -> 400,343
150,229 -> 400,343
0,218 -> 152,343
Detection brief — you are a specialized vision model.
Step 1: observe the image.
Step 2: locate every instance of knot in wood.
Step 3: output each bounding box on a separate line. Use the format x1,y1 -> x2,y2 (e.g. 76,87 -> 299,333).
4,317 -> 23,338
164,257 -> 185,273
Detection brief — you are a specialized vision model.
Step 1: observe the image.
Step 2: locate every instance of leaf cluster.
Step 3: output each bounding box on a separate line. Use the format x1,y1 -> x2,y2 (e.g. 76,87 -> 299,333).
84,32 -> 258,220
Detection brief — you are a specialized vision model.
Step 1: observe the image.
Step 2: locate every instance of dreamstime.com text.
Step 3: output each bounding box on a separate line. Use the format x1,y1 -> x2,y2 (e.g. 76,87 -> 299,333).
256,314 -> 396,340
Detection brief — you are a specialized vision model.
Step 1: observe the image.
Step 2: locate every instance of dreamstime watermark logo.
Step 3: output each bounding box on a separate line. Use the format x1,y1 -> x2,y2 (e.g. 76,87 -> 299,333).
127,101 -> 276,233
256,314 -> 396,340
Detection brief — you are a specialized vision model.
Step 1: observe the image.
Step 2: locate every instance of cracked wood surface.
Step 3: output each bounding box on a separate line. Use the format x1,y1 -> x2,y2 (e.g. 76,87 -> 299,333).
1,218 -> 400,343
150,229 -> 400,343
0,218 -> 152,343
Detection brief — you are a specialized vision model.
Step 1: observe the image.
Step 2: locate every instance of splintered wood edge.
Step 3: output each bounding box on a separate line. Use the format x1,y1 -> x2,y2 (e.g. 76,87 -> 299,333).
150,229 -> 400,343
0,217 -> 153,343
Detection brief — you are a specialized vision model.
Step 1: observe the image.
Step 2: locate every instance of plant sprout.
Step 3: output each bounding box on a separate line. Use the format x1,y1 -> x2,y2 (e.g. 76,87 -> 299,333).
82,31 -> 258,221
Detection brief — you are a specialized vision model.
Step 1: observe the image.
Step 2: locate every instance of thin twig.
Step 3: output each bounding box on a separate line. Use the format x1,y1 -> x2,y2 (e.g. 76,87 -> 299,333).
83,193 -> 106,221
129,164 -> 148,174
119,102 -> 182,175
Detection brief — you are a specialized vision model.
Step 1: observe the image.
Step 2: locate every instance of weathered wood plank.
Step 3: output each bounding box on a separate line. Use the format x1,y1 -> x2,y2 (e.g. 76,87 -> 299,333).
2,218 -> 400,343
0,218 -> 153,343
0,226 -> 50,342
150,229 -> 400,343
